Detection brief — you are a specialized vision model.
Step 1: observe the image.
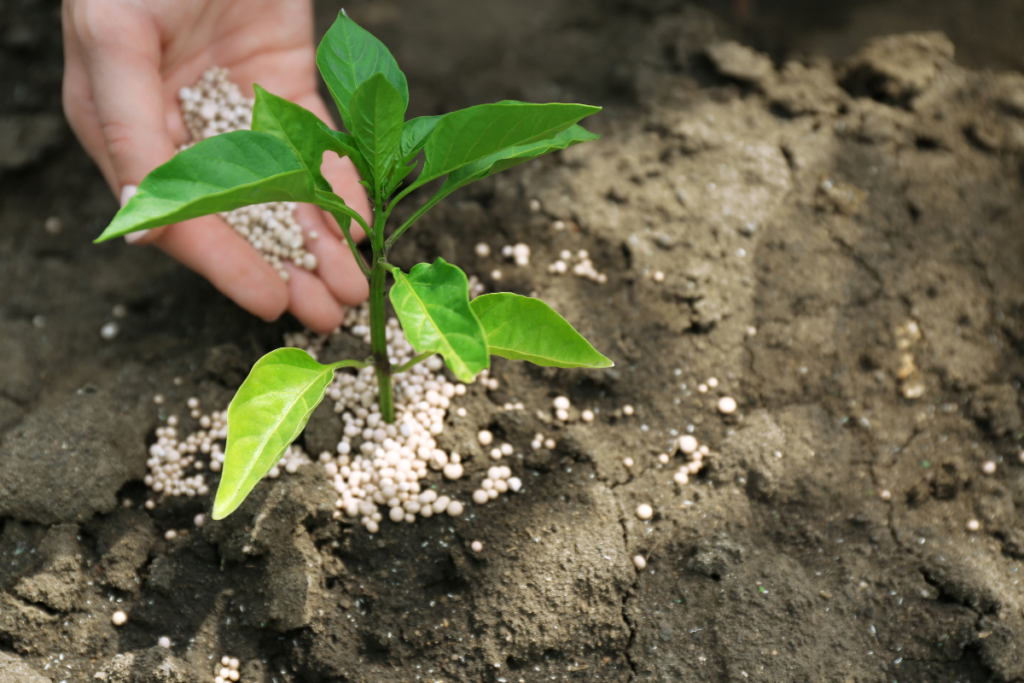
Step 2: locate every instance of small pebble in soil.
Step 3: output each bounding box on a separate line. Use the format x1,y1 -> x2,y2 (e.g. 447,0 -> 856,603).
879,489 -> 892,501
636,503 -> 653,520
471,540 -> 483,553
1019,450 -> 1024,464
447,500 -> 464,517
552,220 -> 565,231
633,555 -> 647,570
966,519 -> 980,532
673,470 -> 689,485
553,396 -> 570,411
194,514 -> 205,528
490,269 -> 502,280
44,216 -> 62,234
100,322 -> 119,340
528,199 -> 541,212
581,409 -> 594,422
112,304 -> 128,318
478,430 -> 493,446
981,460 -> 996,475
717,396 -> 738,414
158,636 -> 171,649
623,457 -> 634,467
902,381 -> 925,399
652,270 -> 665,282
622,405 -> 635,416
164,530 -> 177,541
474,242 -> 491,257
697,383 -> 708,394
31,314 -> 45,328
111,611 -> 127,626
707,377 -> 719,388
658,453 -> 670,465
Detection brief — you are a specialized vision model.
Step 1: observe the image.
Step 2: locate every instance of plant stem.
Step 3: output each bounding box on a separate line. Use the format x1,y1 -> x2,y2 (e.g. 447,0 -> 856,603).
393,351 -> 433,375
368,203 -> 395,423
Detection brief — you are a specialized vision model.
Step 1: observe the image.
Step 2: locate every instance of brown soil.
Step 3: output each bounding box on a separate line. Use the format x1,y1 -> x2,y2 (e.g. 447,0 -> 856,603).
2,1 -> 1024,682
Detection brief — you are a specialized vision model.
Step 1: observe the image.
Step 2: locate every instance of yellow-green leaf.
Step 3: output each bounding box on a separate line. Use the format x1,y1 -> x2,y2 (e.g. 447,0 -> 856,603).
388,258 -> 489,382
213,349 -> 337,519
470,293 -> 613,369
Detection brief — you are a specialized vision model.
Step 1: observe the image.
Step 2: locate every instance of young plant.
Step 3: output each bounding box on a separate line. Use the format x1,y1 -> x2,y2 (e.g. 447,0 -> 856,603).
96,11 -> 610,520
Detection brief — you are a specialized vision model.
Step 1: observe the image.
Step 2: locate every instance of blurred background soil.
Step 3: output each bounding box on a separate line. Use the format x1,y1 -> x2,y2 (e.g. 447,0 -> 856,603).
1,1 -> 1024,681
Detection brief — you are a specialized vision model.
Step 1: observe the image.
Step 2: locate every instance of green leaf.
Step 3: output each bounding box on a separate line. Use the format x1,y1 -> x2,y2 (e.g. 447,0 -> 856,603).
440,124 -> 598,195
319,127 -> 373,191
349,73 -> 406,191
385,160 -> 417,198
470,293 -> 613,369
213,348 -> 335,519
388,258 -> 489,382
96,131 -> 314,242
251,84 -> 334,192
317,10 -> 408,129
419,101 -> 600,184
400,115 -> 441,160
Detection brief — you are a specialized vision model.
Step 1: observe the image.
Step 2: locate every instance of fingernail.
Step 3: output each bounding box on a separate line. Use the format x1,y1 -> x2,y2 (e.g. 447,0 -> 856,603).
124,228 -> 151,244
119,186 -> 149,243
120,184 -> 138,207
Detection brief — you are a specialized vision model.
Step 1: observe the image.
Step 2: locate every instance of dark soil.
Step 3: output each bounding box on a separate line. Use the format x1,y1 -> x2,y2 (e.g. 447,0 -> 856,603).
2,1 -> 1024,682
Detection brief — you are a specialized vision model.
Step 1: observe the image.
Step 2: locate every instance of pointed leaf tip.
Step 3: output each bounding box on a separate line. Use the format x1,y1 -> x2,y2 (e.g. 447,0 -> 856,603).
212,348 -> 335,519
470,293 -> 612,369
96,131 -> 315,242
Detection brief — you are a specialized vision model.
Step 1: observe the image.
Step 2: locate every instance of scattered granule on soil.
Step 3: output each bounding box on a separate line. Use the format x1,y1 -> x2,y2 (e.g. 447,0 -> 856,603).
214,655 -> 241,683
500,242 -> 531,266
301,303 -> 526,533
141,298 -> 529,531
547,248 -> 607,283
142,397 -> 312,509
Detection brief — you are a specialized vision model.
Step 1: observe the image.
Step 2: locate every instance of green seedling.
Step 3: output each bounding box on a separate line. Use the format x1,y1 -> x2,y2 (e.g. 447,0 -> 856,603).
96,11 -> 610,520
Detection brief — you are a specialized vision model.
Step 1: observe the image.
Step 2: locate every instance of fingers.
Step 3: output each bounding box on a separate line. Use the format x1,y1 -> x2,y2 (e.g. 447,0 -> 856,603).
282,263 -> 346,334
69,1 -> 177,194
152,215 -> 290,323
293,203 -> 369,308
62,4 -> 126,195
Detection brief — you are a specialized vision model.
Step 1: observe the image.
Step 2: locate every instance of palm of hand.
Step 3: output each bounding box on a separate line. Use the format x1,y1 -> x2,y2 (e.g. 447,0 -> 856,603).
63,0 -> 370,332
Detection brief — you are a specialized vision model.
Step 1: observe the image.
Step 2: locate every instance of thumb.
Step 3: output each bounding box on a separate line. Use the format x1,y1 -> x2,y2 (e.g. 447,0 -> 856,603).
74,2 -> 174,244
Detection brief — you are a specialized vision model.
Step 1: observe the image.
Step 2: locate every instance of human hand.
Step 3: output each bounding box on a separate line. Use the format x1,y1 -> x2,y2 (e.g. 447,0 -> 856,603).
62,0 -> 370,333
